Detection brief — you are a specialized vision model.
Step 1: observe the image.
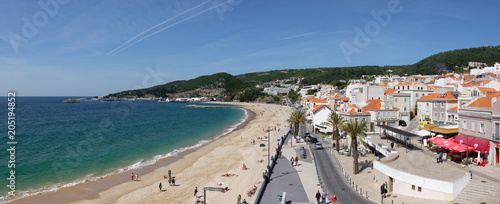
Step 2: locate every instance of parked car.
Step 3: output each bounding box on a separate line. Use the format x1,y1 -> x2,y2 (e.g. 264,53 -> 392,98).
315,142 -> 323,150
398,120 -> 407,126
305,132 -> 311,137
308,137 -> 318,143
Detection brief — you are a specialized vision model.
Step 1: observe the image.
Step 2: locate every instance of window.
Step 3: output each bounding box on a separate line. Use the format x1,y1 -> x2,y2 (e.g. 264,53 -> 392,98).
418,187 -> 422,192
416,93 -> 419,98
434,112 -> 438,119
434,102 -> 437,108
440,102 -> 444,108
412,185 -> 415,190
404,107 -> 407,111
471,122 -> 475,131
479,123 -> 484,133
463,120 -> 467,130
395,98 -> 398,102
404,98 -> 407,102
440,113 -> 444,120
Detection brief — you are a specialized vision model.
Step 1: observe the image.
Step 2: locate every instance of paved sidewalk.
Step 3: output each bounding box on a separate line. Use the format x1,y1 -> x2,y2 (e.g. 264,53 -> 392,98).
261,136 -> 318,203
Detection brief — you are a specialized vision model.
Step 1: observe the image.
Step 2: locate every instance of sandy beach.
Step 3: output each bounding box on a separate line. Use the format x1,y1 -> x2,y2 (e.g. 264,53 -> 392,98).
12,102 -> 291,204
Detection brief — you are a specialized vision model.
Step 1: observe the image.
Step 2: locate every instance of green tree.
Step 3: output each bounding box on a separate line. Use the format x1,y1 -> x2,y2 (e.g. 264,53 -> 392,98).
322,112 -> 346,152
287,89 -> 301,103
286,110 -> 307,147
343,120 -> 368,175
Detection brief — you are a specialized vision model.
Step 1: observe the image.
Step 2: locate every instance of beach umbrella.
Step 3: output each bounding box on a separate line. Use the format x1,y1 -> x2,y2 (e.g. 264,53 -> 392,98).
260,143 -> 265,147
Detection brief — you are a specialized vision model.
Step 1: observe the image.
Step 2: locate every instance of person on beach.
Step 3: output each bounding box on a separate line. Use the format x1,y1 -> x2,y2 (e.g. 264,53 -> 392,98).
134,173 -> 138,181
242,163 -> 248,170
237,194 -> 242,204
131,173 -> 134,181
172,177 -> 176,186
159,182 -> 162,191
315,190 -> 321,204
194,187 -> 198,198
168,169 -> 171,180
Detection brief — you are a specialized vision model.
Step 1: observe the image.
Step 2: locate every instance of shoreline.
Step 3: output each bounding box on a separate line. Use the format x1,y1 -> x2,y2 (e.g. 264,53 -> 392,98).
10,103 -> 290,204
6,104 -> 253,204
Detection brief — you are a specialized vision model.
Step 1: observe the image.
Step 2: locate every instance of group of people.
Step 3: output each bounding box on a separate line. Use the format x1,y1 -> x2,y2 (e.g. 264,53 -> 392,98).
315,190 -> 336,204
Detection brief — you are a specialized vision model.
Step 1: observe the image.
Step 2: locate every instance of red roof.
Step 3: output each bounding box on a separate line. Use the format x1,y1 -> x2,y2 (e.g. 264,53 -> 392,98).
312,105 -> 331,114
467,97 -> 492,108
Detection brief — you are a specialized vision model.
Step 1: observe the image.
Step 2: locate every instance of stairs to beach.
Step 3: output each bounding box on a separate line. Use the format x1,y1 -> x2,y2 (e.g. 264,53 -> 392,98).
454,178 -> 500,204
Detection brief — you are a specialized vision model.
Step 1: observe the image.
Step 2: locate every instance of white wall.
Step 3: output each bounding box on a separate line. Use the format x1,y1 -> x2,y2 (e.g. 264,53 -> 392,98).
374,161 -> 470,201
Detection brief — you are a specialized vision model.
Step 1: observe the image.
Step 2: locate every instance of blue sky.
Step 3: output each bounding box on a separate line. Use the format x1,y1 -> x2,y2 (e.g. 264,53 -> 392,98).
1,0 -> 499,96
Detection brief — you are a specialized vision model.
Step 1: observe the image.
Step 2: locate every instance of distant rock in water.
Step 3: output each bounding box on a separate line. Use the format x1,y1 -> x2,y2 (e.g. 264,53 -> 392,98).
62,98 -> 88,103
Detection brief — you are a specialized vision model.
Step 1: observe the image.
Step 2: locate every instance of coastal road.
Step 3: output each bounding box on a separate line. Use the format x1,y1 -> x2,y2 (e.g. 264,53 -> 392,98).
309,139 -> 375,204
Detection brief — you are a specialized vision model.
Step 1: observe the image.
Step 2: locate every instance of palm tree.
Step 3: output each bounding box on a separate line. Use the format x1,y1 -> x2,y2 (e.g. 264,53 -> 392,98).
322,111 -> 346,152
343,120 -> 368,175
287,110 -> 307,147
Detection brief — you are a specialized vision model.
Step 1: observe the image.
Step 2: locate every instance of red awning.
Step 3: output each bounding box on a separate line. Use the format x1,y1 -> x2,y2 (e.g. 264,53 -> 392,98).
454,134 -> 491,153
450,144 -> 475,152
428,137 -> 445,145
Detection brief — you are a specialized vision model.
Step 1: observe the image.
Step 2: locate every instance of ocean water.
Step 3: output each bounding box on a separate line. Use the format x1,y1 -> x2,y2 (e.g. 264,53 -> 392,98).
0,97 -> 245,200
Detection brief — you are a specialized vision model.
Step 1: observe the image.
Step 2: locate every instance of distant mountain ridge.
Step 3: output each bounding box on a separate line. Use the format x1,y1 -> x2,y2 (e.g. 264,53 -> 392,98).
108,46 -> 500,98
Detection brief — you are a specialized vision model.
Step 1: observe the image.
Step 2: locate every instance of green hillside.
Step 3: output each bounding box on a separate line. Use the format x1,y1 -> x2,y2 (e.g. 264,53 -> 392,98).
108,72 -> 247,98
108,46 -> 500,99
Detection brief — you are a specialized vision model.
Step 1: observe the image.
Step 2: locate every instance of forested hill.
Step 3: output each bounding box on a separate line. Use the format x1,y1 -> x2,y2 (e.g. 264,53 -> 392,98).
108,46 -> 500,98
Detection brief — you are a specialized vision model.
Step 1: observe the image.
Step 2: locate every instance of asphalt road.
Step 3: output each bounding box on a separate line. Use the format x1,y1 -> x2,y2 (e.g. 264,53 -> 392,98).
309,137 -> 376,204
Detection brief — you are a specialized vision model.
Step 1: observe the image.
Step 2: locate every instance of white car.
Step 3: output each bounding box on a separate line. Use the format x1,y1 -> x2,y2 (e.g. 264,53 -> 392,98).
315,142 -> 323,150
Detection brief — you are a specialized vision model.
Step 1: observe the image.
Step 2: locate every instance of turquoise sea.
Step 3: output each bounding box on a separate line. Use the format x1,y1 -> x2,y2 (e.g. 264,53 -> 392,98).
0,97 -> 245,201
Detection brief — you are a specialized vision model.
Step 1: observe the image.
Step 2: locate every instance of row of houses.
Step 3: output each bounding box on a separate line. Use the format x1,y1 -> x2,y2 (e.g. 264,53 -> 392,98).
299,70 -> 500,166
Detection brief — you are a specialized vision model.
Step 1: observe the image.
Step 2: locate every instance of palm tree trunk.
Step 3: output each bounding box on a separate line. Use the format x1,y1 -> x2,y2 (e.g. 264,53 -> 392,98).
335,130 -> 340,152
352,136 -> 359,174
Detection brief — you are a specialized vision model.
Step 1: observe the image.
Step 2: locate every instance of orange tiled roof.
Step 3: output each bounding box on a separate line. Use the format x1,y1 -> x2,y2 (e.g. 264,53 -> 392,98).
467,97 -> 492,108
310,98 -> 328,103
312,105 -> 331,114
338,97 -> 350,101
477,87 -> 497,95
363,99 -> 382,110
448,106 -> 458,111
417,93 -> 441,101
395,83 -> 414,86
486,90 -> 500,98
384,89 -> 397,95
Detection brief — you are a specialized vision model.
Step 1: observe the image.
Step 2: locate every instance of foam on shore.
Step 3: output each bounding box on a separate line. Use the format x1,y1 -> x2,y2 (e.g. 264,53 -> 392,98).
1,107 -> 250,204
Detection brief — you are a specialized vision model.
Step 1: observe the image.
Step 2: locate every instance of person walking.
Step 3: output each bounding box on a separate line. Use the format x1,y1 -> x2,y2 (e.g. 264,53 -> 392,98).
131,172 -> 134,181
384,182 -> 388,197
294,156 -> 299,166
321,190 -> 326,204
167,169 -> 171,180
331,195 -> 337,204
194,187 -> 198,198
237,194 -> 242,204
438,152 -> 443,163
315,190 -> 321,204
159,182 -> 162,191
290,156 -> 294,166
380,183 -> 385,198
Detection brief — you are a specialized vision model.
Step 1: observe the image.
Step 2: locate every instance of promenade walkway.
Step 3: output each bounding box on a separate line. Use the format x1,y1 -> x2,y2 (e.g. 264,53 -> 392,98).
260,136 -> 316,203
